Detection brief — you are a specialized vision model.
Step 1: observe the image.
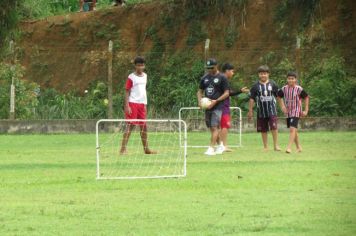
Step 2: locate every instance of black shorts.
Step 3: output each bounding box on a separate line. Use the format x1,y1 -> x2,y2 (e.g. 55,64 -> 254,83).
257,116 -> 278,132
287,117 -> 299,128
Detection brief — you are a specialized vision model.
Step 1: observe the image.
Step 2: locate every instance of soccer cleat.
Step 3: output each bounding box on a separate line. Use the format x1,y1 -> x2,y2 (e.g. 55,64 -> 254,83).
204,147 -> 216,156
215,145 -> 225,154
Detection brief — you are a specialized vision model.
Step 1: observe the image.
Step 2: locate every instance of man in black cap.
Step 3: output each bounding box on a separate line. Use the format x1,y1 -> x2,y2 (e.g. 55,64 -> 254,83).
197,58 -> 230,156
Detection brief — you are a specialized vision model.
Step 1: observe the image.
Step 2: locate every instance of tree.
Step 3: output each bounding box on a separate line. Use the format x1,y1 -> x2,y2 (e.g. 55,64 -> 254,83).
0,0 -> 20,51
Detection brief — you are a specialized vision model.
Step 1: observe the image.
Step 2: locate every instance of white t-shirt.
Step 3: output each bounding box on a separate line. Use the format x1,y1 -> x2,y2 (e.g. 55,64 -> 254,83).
125,72 -> 147,104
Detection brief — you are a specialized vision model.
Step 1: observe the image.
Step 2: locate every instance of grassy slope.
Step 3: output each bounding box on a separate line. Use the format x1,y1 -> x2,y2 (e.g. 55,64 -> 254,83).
0,132 -> 355,235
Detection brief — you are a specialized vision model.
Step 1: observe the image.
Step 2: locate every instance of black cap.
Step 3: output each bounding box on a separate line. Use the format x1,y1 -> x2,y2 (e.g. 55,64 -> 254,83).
134,56 -> 145,65
206,58 -> 218,69
287,71 -> 298,78
257,65 -> 270,73
222,63 -> 234,72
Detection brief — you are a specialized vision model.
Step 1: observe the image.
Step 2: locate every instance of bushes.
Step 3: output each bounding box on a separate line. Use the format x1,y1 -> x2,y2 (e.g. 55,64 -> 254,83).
305,56 -> 356,116
34,82 -> 122,119
0,65 -> 122,120
1,55 -> 355,119
146,51 -> 204,117
0,62 -> 39,119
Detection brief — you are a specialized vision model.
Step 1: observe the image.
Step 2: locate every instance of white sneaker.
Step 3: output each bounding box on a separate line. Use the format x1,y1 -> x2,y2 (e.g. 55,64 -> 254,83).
215,145 -> 225,154
204,147 -> 216,156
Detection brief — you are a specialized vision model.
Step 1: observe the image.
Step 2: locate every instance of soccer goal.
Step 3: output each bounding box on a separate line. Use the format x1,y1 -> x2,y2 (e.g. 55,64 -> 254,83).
96,119 -> 187,180
179,107 -> 242,148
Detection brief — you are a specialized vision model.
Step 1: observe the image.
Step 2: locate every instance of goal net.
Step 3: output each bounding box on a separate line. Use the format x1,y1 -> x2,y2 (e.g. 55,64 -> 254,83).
179,107 -> 242,148
96,119 -> 187,180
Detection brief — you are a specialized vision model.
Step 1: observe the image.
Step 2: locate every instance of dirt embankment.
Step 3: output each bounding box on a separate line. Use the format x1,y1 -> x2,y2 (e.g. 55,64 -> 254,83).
18,0 -> 355,93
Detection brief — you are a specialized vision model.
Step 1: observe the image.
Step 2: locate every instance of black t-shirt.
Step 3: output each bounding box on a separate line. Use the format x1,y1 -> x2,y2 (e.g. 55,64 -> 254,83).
249,80 -> 279,118
199,72 -> 229,110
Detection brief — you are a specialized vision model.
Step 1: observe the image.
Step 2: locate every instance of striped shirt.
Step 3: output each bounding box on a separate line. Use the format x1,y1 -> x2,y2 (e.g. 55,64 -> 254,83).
277,85 -> 308,118
249,80 -> 279,118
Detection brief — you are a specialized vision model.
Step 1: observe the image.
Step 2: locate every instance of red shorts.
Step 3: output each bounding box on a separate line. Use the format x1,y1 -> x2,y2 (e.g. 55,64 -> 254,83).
220,114 -> 231,129
125,102 -> 146,125
257,116 -> 278,132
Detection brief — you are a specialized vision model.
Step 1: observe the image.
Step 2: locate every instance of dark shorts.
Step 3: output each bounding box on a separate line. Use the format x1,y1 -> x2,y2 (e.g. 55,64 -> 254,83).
287,117 -> 299,128
205,109 -> 222,128
257,116 -> 278,132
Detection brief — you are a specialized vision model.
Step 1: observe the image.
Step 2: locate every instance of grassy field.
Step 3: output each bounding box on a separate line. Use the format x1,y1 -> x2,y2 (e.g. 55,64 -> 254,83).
0,131 -> 355,235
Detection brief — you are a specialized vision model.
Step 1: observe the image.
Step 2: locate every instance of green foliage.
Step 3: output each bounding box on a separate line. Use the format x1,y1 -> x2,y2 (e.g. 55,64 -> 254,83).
186,21 -> 207,47
224,17 -> 239,48
229,75 -> 250,112
153,52 -> 204,116
179,0 -> 248,10
0,66 -> 125,120
93,22 -> 120,41
272,57 -> 295,86
274,0 -> 319,39
145,25 -> 166,80
305,56 -> 356,116
0,62 -> 39,119
0,0 -> 20,53
34,82 -> 113,119
17,0 -> 158,19
146,49 -> 204,117
274,0 -> 319,27
18,0 -> 87,19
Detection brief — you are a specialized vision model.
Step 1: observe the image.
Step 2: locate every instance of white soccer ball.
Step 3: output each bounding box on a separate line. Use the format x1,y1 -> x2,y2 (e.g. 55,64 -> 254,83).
200,97 -> 212,109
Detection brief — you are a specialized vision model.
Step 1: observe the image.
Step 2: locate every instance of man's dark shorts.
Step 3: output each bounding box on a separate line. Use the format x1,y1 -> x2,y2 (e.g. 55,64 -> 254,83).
257,116 -> 278,132
205,109 -> 222,128
287,117 -> 299,129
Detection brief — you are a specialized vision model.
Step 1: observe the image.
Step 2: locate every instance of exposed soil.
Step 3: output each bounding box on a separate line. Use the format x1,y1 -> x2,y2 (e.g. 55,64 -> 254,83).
18,0 -> 356,93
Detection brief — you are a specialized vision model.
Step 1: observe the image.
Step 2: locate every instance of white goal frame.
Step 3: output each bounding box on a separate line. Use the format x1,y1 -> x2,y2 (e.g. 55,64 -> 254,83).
96,119 -> 187,180
179,107 -> 242,148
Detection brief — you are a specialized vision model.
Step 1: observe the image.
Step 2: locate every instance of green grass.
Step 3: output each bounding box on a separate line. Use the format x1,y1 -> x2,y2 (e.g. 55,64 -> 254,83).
0,131 -> 355,235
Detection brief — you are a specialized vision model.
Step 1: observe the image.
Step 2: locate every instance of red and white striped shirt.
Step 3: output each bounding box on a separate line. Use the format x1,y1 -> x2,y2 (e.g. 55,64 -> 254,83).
278,85 -> 308,118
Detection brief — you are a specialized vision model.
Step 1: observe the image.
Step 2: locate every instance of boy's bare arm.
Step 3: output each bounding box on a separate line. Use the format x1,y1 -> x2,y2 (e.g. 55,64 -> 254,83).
302,96 -> 310,116
248,98 -> 255,121
197,89 -> 203,108
124,90 -> 131,114
277,97 -> 287,115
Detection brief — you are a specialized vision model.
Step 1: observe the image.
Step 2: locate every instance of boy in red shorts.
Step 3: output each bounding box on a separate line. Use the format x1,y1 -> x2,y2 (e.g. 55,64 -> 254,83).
248,65 -> 284,151
119,56 -> 156,155
277,71 -> 309,153
217,63 -> 249,153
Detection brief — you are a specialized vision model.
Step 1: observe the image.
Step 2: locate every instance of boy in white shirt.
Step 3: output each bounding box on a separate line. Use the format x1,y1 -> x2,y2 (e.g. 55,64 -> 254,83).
120,56 -> 156,155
